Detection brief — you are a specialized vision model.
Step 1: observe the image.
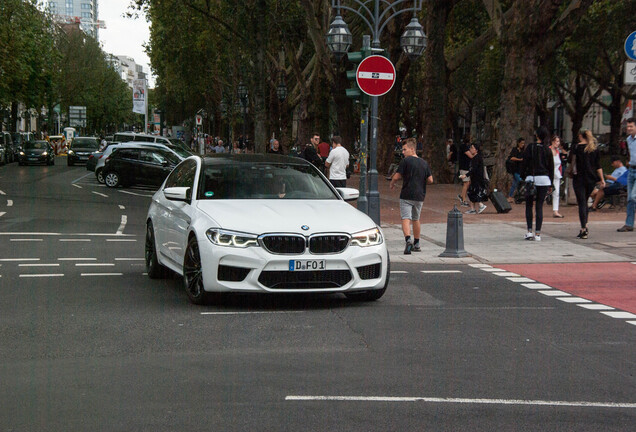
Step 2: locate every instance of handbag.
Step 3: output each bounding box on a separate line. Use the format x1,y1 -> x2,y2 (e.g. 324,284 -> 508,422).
526,181 -> 537,197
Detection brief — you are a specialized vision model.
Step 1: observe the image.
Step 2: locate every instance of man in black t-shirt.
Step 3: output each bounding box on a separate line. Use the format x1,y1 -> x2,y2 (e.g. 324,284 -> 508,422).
390,138 -> 434,254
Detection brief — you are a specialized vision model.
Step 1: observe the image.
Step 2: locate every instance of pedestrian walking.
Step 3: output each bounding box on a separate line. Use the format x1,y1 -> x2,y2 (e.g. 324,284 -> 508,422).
389,138 -> 433,254
550,135 -> 565,218
521,126 -> 554,242
324,136 -> 350,188
506,138 -> 525,203
459,142 -> 488,214
303,133 -> 323,169
617,117 -> 636,232
569,129 -> 604,239
457,135 -> 473,206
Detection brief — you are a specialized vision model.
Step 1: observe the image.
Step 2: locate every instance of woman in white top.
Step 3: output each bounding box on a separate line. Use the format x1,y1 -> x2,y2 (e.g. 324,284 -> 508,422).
550,135 -> 564,218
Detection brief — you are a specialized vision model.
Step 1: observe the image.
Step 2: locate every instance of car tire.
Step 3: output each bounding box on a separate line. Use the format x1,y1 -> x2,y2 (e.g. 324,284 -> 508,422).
104,171 -> 120,188
345,254 -> 390,302
145,221 -> 168,279
96,168 -> 104,184
183,235 -> 211,305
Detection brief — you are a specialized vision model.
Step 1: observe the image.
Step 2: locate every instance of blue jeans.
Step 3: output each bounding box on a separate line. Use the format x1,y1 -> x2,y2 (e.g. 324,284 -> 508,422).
626,167 -> 636,227
508,173 -> 522,198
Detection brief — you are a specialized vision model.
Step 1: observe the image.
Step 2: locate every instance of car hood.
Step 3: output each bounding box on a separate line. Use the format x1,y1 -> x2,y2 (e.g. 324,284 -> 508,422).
24,149 -> 46,154
71,146 -> 98,152
196,199 -> 376,235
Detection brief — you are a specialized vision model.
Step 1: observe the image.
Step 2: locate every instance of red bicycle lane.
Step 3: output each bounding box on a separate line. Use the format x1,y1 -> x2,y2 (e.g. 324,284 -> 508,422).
498,262 -> 636,314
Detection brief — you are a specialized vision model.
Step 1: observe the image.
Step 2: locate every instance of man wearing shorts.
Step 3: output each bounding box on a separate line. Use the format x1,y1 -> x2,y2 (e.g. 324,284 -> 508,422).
390,138 -> 434,254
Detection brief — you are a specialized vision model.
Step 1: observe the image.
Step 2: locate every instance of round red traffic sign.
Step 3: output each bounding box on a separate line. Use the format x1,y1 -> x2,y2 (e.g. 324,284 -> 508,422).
356,55 -> 396,97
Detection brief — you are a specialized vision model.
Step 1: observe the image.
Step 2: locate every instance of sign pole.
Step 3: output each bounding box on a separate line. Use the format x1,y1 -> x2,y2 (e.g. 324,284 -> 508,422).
144,79 -> 148,134
368,95 -> 380,225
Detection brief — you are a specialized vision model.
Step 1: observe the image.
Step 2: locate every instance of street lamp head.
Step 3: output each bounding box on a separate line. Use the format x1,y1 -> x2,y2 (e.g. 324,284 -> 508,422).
326,15 -> 352,59
237,82 -> 248,101
276,80 -> 287,102
400,17 -> 427,61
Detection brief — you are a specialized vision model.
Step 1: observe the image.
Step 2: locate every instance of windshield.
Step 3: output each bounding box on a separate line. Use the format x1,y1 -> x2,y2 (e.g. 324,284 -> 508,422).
167,144 -> 193,159
199,161 -> 338,200
71,138 -> 99,149
169,138 -> 190,152
25,141 -> 47,150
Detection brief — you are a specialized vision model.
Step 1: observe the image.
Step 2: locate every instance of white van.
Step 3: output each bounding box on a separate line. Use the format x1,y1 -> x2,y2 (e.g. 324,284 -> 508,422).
113,132 -> 189,152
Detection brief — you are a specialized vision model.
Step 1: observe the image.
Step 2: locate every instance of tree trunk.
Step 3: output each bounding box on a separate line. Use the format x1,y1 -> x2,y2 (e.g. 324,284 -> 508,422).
421,0 -> 453,182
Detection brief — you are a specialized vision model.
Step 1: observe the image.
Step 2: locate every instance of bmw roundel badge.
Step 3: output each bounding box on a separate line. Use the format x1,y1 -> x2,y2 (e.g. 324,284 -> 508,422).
301,225 -> 310,231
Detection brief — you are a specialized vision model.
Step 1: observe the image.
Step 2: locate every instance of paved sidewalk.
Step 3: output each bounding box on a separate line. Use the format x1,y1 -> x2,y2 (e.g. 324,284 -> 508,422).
348,174 -> 636,265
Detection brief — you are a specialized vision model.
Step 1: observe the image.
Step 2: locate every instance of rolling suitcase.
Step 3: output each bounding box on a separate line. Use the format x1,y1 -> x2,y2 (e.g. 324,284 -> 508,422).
490,189 -> 511,213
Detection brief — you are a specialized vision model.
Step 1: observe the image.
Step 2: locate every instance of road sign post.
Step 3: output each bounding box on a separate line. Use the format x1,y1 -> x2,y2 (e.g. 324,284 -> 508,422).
625,31 -> 636,61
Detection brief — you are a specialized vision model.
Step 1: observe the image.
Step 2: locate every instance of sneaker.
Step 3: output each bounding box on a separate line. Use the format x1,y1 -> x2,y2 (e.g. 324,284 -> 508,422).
478,204 -> 487,214
617,225 -> 634,232
597,200 -> 606,209
457,194 -> 463,203
412,244 -> 421,252
534,234 -> 541,242
465,209 -> 477,214
460,201 -> 470,207
524,232 -> 534,240
577,228 -> 588,239
588,206 -> 596,212
404,241 -> 413,255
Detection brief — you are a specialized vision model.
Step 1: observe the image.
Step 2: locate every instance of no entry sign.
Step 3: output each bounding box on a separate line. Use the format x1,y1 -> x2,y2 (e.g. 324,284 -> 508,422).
356,55 -> 396,97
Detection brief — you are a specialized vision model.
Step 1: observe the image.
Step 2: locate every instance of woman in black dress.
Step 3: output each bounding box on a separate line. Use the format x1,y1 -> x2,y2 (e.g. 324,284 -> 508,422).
569,129 -> 605,239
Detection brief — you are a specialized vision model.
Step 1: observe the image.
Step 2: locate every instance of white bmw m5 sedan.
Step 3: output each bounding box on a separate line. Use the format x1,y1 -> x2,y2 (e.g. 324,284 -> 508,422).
145,154 -> 389,304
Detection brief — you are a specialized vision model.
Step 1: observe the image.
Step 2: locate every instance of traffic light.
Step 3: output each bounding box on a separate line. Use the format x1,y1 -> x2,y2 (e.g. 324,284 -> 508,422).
345,48 -> 371,104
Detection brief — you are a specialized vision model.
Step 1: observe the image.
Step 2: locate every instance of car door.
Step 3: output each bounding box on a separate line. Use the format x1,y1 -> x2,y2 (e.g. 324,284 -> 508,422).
139,149 -> 164,185
160,160 -> 198,264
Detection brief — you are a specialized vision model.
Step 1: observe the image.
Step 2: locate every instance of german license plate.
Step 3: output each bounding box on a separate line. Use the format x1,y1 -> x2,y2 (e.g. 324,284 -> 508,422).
289,259 -> 326,271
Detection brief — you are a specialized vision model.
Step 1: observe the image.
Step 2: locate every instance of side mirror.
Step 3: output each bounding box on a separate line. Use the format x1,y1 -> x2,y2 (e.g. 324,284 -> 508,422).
336,187 -> 359,202
163,186 -> 191,202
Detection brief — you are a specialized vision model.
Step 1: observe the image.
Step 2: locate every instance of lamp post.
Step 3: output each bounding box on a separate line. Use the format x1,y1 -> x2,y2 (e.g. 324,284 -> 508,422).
327,0 -> 426,225
238,82 -> 249,149
276,80 -> 287,141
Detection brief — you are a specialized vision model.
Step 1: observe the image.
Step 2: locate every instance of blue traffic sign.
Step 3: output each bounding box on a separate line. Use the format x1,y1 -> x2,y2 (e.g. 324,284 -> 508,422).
625,31 -> 636,60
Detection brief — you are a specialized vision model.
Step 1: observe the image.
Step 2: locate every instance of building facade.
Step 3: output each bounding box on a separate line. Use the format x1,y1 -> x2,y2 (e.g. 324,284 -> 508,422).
47,0 -> 99,38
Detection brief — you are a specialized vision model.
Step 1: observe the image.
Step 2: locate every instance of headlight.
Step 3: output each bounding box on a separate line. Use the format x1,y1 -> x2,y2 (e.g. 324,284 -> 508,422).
350,228 -> 383,247
68,150 -> 74,155
206,228 -> 259,248
42,152 -> 48,156
19,151 -> 25,156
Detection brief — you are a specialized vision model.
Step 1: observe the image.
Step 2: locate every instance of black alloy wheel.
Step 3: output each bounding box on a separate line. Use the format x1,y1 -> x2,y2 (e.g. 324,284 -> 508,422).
145,221 -> 167,279
183,236 -> 208,305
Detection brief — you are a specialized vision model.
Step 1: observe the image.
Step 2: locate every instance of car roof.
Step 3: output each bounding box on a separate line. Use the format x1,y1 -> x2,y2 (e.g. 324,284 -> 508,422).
202,153 -> 310,166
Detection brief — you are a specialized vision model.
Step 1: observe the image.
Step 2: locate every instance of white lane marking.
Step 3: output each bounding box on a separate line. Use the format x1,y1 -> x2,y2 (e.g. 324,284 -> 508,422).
506,277 -> 535,283
57,258 -> 97,261
538,290 -> 571,297
92,191 -> 109,198
118,189 -> 153,197
578,304 -> 615,310
284,395 -> 636,409
72,184 -> 82,189
116,215 -> 127,235
420,270 -> 462,274
601,311 -> 636,319
478,268 -> 505,272
7,200 -> 13,207
80,273 -> 123,276
0,258 -> 40,262
493,272 -> 520,277
521,283 -> 552,290
469,264 -> 492,268
114,258 -> 144,261
556,297 -> 591,303
627,321 -> 636,326
201,311 -> 304,315
19,263 -> 60,267
0,212 -> 6,217
0,190 -> 5,195
59,239 -> 91,242
72,172 -> 93,184
118,205 -> 125,210
10,239 -> 43,242
19,274 -> 64,278
106,239 -> 136,242
390,271 -> 408,274
75,263 -> 115,267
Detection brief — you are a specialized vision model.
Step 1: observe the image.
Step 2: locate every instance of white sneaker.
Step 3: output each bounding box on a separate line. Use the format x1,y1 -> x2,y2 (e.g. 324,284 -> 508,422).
534,234 -> 541,242
524,232 -> 534,240
478,204 -> 487,214
465,209 -> 477,214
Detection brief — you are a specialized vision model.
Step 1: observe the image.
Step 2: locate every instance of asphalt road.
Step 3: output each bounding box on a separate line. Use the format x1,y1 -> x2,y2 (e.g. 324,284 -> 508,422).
0,161 -> 635,431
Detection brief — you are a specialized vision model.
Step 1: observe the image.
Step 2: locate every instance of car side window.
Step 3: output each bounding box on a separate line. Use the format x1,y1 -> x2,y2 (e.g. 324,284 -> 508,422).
165,160 -> 197,189
134,135 -> 154,142
140,150 -> 163,164
114,149 -> 139,160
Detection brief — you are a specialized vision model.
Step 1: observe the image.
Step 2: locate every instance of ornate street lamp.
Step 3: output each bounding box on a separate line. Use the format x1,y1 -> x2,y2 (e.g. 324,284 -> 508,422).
237,82 -> 248,104
400,16 -> 427,60
276,80 -> 287,102
326,14 -> 352,59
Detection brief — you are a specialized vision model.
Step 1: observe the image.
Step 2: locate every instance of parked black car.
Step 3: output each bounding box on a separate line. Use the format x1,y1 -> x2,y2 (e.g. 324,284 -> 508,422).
11,132 -> 34,160
67,137 -> 100,166
102,145 -> 180,188
18,141 -> 55,166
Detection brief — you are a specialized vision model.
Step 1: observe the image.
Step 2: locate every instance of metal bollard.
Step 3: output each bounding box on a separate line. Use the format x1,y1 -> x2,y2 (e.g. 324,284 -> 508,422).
439,205 -> 469,258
